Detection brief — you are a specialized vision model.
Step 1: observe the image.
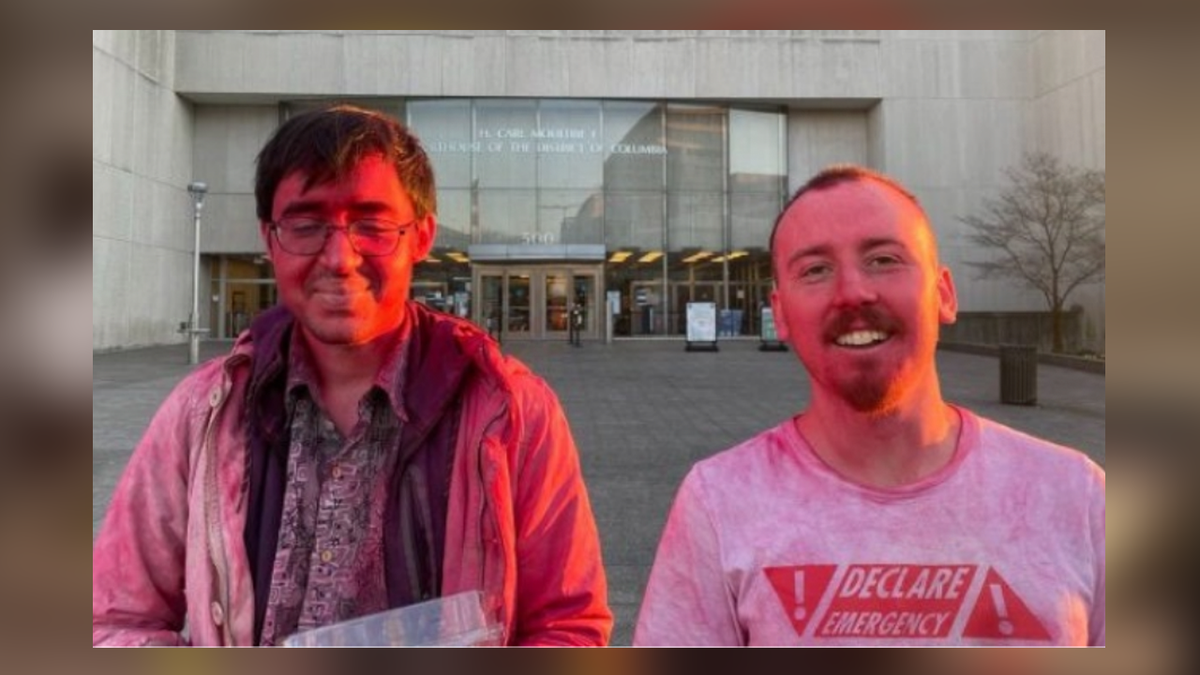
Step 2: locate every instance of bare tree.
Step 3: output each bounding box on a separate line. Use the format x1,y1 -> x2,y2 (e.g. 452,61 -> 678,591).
960,153 -> 1105,353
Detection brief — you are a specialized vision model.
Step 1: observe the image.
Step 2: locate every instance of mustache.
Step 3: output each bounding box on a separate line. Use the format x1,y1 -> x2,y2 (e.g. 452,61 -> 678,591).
823,306 -> 902,342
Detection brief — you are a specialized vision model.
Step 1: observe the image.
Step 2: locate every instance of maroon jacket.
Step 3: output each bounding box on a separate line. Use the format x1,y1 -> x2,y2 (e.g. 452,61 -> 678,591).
92,303 -> 612,646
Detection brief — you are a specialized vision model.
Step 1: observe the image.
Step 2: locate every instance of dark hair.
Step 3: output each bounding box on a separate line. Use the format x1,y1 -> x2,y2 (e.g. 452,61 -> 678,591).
768,164 -> 925,265
254,104 -> 436,222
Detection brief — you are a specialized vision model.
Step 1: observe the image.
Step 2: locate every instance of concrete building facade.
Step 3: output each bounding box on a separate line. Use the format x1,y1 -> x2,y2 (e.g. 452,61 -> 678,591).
93,30 -> 1104,352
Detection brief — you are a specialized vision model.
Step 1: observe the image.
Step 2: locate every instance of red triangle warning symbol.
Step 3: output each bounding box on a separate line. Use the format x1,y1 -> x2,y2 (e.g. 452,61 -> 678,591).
765,566 -> 837,637
963,568 -> 1052,641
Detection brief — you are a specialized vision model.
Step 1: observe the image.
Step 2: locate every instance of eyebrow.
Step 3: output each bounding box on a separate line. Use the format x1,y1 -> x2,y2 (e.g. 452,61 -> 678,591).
783,237 -> 907,271
278,200 -> 398,219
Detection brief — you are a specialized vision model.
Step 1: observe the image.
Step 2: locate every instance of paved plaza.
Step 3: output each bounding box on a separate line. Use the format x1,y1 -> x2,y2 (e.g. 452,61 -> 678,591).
94,338 -> 1105,646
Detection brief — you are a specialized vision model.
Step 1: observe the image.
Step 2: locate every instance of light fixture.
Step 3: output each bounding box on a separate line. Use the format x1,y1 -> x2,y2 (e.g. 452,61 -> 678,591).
637,251 -> 664,264
681,251 -> 715,264
608,251 -> 632,264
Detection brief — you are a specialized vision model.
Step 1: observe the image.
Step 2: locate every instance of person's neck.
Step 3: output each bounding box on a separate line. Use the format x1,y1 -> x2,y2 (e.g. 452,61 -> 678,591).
300,326 -> 404,396
797,380 -> 961,489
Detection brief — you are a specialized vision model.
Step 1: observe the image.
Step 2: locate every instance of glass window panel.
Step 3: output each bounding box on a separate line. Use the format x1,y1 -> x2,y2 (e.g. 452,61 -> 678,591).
507,274 -> 531,333
604,101 -> 665,192
545,274 -> 569,332
477,100 -> 538,188
729,108 -> 786,193
433,189 -> 472,249
477,190 -> 536,244
664,252 -> 722,336
667,104 -> 725,192
604,192 -> 664,251
409,100 -> 474,188
478,274 -> 503,335
627,278 -> 667,336
605,264 -> 666,337
572,275 -> 595,334
537,100 -> 603,190
539,190 -> 604,246
668,192 -> 723,251
730,192 -> 781,252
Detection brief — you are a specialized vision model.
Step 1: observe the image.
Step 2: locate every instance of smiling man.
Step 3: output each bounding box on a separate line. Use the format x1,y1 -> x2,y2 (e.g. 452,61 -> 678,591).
92,105 -> 611,647
634,166 -> 1104,646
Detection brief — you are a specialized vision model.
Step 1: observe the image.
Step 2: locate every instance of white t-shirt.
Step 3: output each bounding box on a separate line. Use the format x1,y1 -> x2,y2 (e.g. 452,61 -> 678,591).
634,407 -> 1105,646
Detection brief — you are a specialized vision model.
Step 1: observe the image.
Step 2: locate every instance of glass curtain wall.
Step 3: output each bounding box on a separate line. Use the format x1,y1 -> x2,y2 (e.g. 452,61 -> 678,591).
283,99 -> 786,336
603,101 -> 667,336
666,104 -> 725,335
728,108 -> 786,335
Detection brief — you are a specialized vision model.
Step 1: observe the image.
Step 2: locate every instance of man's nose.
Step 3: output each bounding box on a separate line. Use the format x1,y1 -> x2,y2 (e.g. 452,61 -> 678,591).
831,266 -> 878,307
318,225 -> 362,269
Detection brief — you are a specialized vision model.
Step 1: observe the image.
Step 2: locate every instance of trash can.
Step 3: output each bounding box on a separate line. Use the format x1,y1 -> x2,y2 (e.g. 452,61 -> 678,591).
999,344 -> 1038,406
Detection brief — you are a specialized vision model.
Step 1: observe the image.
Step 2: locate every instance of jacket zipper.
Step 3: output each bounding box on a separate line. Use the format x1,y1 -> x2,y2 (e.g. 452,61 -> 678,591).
203,381 -> 236,646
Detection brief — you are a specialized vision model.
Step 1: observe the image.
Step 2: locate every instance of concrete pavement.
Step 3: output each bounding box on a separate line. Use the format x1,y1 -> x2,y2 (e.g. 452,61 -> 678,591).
93,338 -> 1105,646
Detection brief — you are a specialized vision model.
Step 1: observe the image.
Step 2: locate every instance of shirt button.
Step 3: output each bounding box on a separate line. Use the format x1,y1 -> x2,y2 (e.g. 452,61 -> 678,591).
211,601 -> 225,626
320,550 -> 334,564
331,465 -> 343,480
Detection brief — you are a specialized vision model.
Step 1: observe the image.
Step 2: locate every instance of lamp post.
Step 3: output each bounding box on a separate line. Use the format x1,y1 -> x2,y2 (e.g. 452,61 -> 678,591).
187,181 -> 208,365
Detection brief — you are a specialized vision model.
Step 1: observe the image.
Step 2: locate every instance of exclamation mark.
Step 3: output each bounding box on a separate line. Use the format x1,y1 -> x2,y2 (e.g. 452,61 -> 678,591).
794,570 -> 807,621
989,583 -> 1014,636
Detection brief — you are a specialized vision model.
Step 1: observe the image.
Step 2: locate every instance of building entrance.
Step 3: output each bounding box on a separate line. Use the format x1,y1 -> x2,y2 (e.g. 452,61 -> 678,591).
473,265 -> 603,342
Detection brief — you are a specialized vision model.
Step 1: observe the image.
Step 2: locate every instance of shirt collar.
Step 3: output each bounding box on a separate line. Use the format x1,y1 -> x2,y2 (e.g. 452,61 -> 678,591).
285,323 -> 412,423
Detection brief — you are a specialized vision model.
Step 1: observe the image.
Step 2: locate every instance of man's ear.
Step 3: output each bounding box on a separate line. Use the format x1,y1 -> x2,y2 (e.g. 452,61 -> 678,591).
937,266 -> 959,325
412,213 -> 437,261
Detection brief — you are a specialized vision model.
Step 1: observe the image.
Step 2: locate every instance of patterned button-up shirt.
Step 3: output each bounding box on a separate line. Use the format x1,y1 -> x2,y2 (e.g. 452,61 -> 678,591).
259,330 -> 409,646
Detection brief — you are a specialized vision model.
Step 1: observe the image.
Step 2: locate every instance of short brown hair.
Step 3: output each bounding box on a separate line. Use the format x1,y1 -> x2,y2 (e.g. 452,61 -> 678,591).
254,104 -> 436,222
768,164 -> 924,262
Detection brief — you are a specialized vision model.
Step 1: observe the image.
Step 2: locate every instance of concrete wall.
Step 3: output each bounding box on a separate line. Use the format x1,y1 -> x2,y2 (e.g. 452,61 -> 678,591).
93,31 -> 196,350
787,111 -> 870,193
192,106 -> 279,253
870,32 -> 1036,315
1030,30 -> 1106,353
1030,30 -> 1105,170
174,30 -> 886,102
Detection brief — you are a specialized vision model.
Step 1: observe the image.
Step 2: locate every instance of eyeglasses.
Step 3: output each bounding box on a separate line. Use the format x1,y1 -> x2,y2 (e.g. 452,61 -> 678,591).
270,218 -> 416,257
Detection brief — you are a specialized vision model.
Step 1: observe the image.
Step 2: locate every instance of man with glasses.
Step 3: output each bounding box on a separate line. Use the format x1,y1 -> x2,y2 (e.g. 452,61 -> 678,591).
93,105 -> 612,646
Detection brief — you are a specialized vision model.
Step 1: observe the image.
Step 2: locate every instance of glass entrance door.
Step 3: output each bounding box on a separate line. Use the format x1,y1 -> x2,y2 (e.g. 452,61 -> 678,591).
572,274 -> 596,338
479,273 -> 504,340
545,272 -> 570,336
473,265 -> 602,341
506,273 -> 532,338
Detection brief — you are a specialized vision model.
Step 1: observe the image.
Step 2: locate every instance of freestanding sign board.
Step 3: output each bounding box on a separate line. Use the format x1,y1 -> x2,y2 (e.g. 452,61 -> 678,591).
685,302 -> 719,352
759,306 -> 788,351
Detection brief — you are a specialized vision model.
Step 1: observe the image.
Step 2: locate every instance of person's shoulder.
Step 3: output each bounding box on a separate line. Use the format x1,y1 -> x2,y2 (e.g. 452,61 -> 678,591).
492,352 -> 553,407
411,302 -> 495,353
969,409 -> 1104,480
173,353 -> 232,395
410,304 -> 543,393
689,421 -> 795,484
